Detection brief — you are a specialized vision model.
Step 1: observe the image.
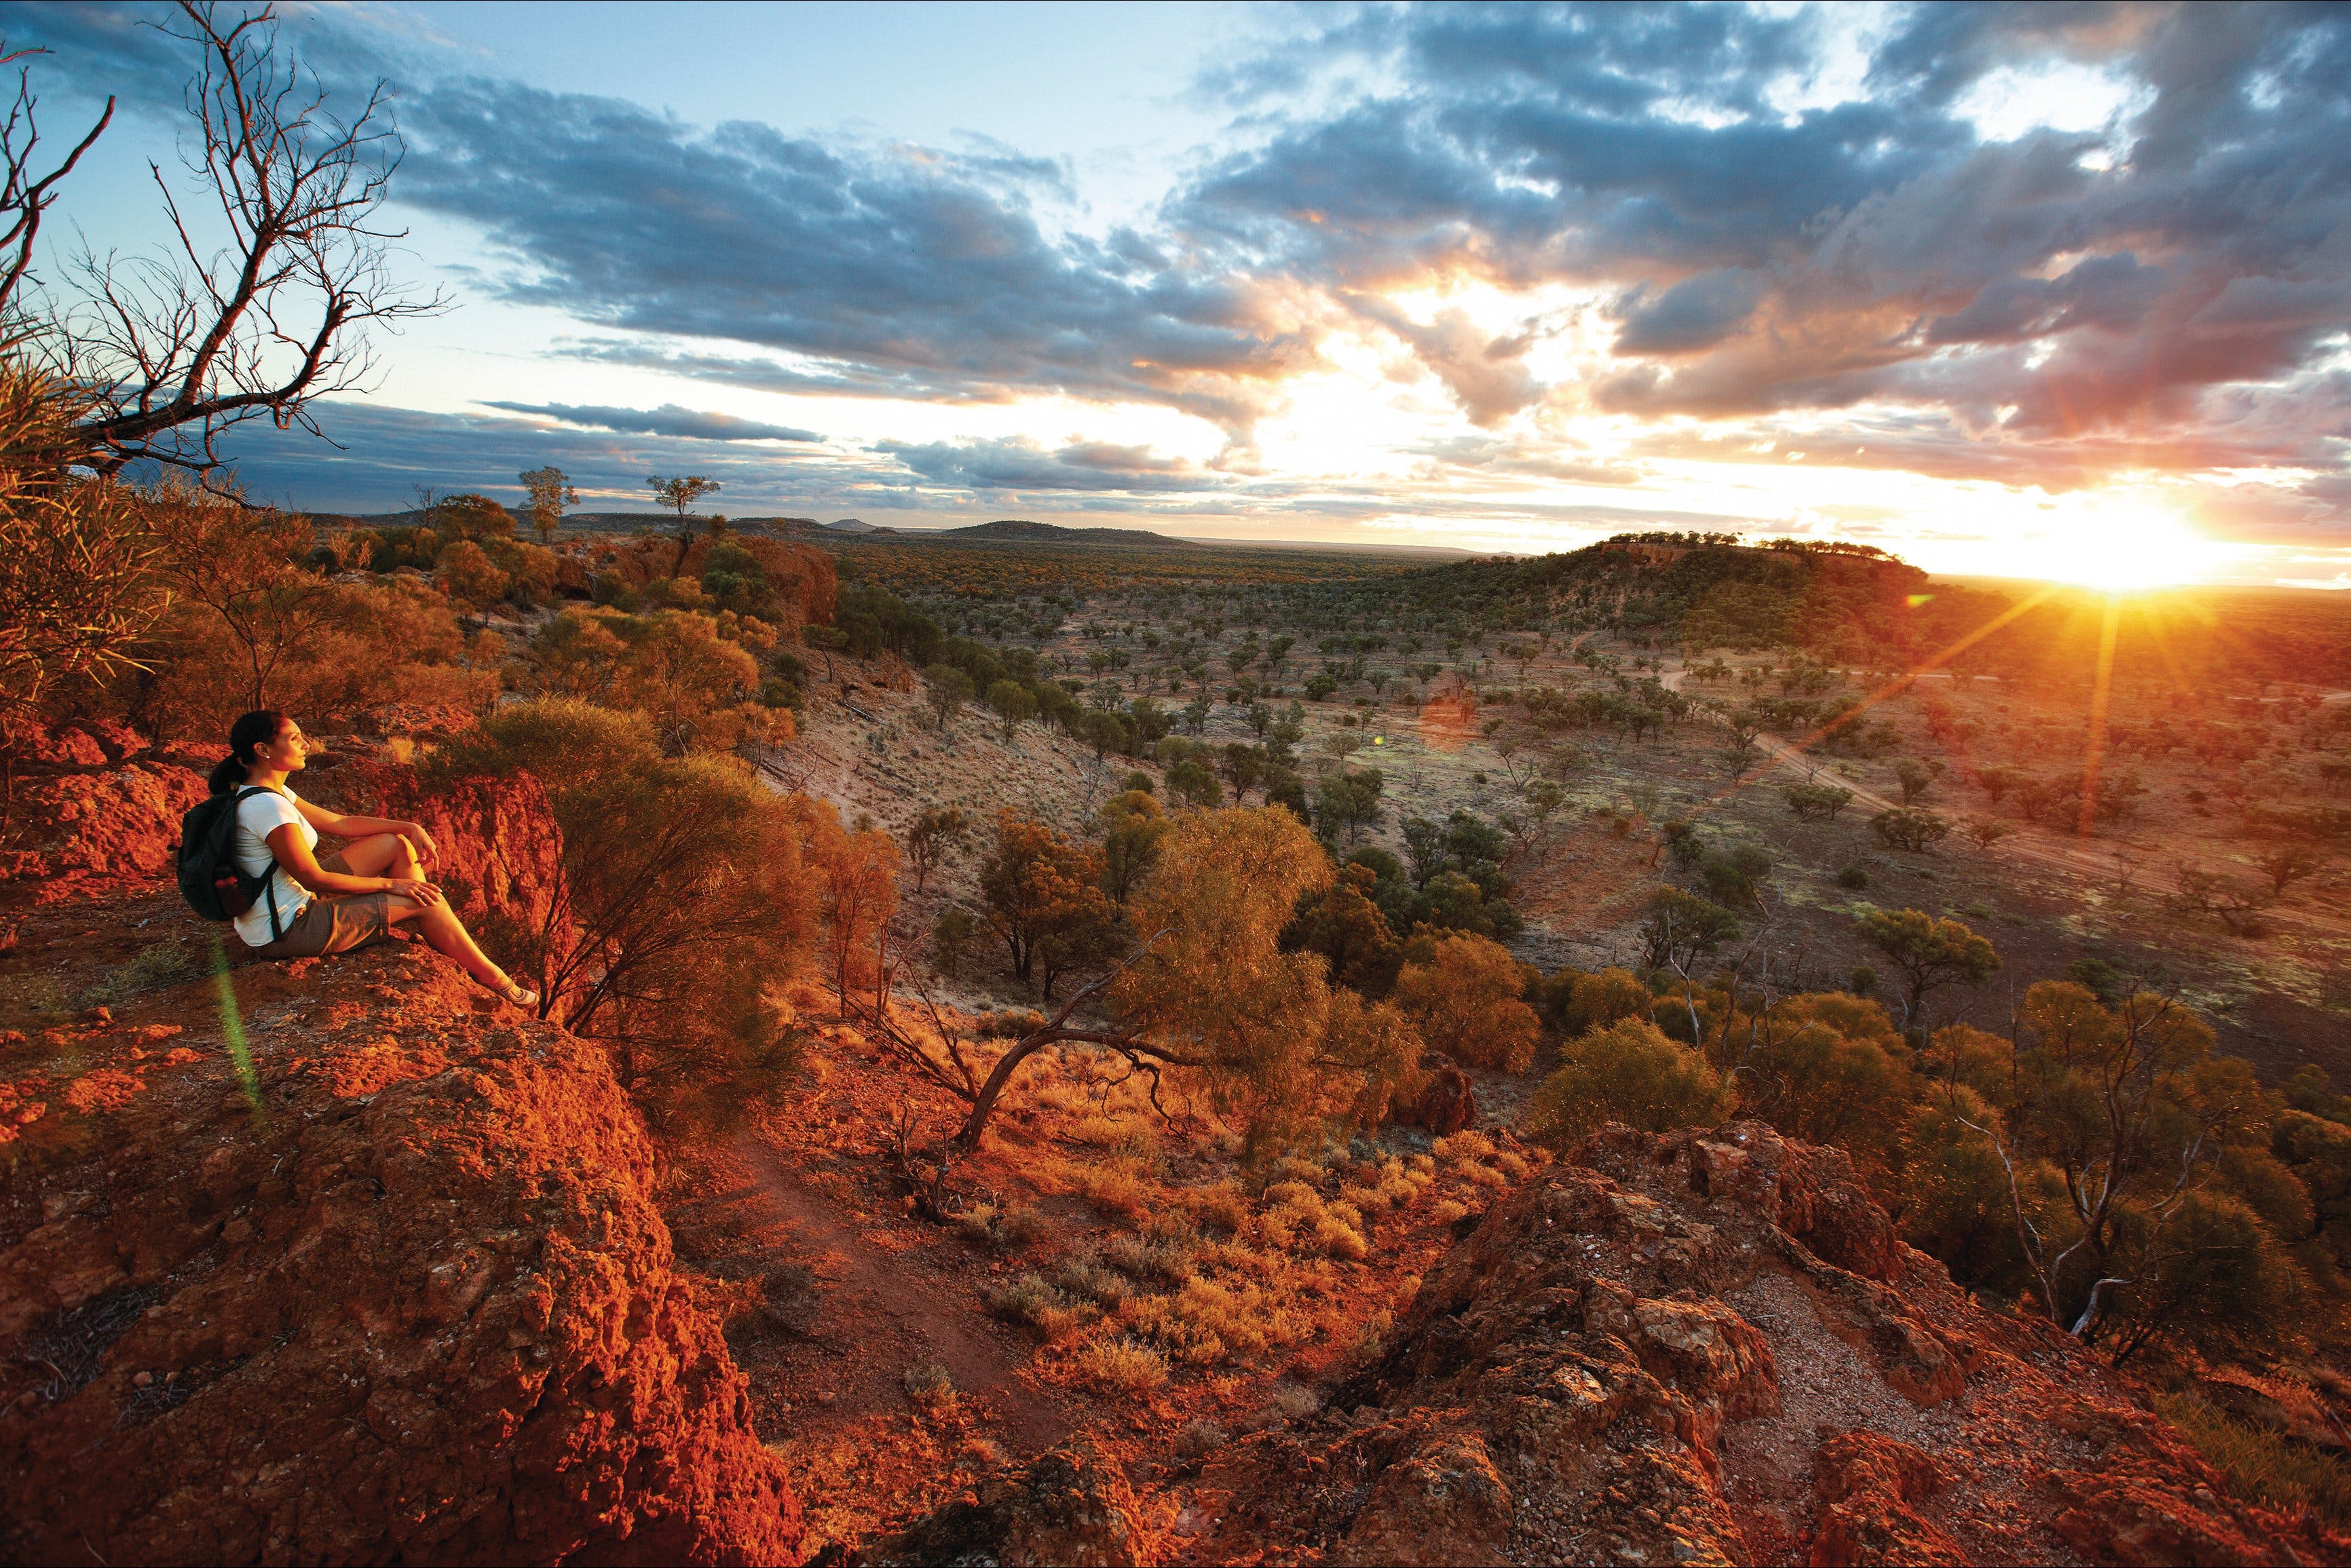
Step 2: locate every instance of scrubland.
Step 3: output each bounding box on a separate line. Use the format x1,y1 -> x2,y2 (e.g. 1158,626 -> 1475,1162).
12,489 -> 2351,1556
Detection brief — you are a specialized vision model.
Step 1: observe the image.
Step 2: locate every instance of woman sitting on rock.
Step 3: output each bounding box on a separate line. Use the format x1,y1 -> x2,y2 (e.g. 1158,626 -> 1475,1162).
210,709 -> 539,1008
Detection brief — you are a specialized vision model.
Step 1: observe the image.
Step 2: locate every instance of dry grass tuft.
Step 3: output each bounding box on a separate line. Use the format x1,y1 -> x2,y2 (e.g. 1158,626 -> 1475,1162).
985,1272 -> 1088,1340
1078,1336 -> 1171,1398
2158,1392 -> 2351,1527
902,1360 -> 957,1415
955,1202 -> 1050,1252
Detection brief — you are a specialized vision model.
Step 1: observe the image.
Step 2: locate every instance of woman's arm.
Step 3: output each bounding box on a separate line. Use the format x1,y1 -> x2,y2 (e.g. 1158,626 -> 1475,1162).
268,823 -> 445,899
293,797 -> 440,866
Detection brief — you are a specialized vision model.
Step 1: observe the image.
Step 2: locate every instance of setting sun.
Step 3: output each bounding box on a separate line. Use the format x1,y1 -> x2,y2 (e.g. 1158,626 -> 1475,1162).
2033,499 -> 2225,593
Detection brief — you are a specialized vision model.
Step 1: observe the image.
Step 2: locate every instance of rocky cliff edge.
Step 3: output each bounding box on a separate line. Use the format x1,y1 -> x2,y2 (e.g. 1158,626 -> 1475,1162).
0,761 -> 801,1565
1161,1122 -> 2345,1567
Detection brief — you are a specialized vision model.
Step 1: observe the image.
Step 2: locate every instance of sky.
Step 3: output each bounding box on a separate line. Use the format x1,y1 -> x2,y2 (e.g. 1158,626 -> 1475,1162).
14,1 -> 2351,586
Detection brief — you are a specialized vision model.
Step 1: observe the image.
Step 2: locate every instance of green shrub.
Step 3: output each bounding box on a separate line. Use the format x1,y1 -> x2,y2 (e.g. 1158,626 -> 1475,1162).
1526,1018 -> 1729,1148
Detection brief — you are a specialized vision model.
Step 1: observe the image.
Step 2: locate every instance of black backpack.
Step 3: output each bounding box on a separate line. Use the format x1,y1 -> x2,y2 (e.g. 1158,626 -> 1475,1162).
175,786 -> 290,942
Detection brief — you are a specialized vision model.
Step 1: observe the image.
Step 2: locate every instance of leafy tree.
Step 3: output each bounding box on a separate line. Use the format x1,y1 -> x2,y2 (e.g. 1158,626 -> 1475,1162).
2255,842 -> 2326,897
1699,844 -> 1773,910
1286,862 -> 1402,997
1527,1018 -> 1728,1148
1961,817 -> 2015,850
1099,789 -> 1169,902
924,663 -> 974,730
1638,885 -> 1741,972
647,474 -> 720,521
1538,966 -> 1653,1035
1392,931 -> 1539,1071
1314,767 -> 1385,843
432,699 -> 816,1128
1895,758 -> 1939,804
979,811 -> 1118,997
986,677 -> 1037,737
438,539 -> 510,611
906,805 -> 968,893
434,493 -> 515,542
1166,757 -> 1222,808
1870,807 -> 1951,854
1966,982 -> 2270,1347
519,465 -> 578,543
808,805 -> 899,1006
1856,909 -> 1999,1027
1401,814 -> 1448,889
1783,781 -> 1854,820
876,806 -> 1409,1153
1218,741 -> 1267,802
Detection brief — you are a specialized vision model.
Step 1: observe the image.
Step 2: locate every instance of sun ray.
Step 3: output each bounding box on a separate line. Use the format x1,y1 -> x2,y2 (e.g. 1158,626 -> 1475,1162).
2076,593 -> 2122,837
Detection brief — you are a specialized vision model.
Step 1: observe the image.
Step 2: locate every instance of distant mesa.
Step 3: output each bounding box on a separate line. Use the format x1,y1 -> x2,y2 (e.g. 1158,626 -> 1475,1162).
823,518 -> 877,533
941,518 -> 1197,547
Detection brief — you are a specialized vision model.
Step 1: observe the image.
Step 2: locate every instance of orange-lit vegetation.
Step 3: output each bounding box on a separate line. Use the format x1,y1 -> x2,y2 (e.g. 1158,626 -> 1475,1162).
15,467 -> 2351,1546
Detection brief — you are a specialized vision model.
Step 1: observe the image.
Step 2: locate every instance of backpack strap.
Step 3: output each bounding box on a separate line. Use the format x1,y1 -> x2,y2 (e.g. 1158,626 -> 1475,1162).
233,784 -> 293,944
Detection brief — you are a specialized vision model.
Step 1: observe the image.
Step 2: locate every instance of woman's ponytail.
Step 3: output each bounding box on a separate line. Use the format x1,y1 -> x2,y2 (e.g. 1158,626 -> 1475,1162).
210,709 -> 289,796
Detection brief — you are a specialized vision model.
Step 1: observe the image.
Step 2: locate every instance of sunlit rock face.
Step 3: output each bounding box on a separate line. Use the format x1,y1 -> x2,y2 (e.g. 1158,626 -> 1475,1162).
1171,1122 -> 2344,1568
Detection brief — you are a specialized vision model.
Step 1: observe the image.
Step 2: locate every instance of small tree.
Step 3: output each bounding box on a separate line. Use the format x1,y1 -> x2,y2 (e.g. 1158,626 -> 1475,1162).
1895,758 -> 1938,804
647,473 -> 719,531
519,465 -> 578,544
1856,908 -> 1999,1028
1392,931 -> 1540,1071
1963,982 -> 2261,1345
811,807 -> 899,1006
905,805 -> 968,894
1783,781 -> 1854,821
2255,842 -> 2325,898
1871,807 -> 1951,854
1526,1018 -> 1728,1148
979,811 -> 1117,997
924,663 -> 974,731
1961,817 -> 2015,850
1099,789 -> 1169,902
987,678 -> 1037,738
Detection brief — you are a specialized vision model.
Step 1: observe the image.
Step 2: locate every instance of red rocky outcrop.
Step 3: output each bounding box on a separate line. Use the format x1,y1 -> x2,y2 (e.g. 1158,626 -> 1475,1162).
1169,1122 -> 2346,1567
0,770 -> 797,1565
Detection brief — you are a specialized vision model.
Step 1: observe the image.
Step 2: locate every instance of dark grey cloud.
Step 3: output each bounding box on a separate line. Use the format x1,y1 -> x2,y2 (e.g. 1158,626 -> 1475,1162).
1614,269 -> 1766,355
881,437 -> 1225,493
481,401 -> 823,442
185,402 -> 868,517
392,84 -> 1315,433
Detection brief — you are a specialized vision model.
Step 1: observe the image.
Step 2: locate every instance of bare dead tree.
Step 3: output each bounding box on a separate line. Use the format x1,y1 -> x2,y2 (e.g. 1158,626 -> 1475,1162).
0,47 -> 112,325
47,3 -> 445,482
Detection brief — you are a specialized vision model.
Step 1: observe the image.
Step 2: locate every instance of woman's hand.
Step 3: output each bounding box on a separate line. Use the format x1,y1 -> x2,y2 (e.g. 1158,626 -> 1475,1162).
399,821 -> 440,868
388,877 -> 447,906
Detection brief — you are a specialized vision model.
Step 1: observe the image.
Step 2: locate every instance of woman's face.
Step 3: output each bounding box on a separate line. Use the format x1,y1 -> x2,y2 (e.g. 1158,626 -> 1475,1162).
255,720 -> 309,775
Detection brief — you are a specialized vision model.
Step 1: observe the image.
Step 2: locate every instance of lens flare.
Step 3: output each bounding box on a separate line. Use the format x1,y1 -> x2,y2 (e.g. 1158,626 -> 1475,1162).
210,934 -> 266,1120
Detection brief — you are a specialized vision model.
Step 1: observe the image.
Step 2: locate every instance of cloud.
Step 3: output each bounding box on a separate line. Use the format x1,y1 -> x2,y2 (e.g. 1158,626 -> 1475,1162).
1613,269 -> 1767,355
482,402 -> 823,442
181,402 -> 869,517
24,0 -> 2351,531
881,437 -> 1226,493
1180,3 -> 2351,480
390,83 -> 1320,434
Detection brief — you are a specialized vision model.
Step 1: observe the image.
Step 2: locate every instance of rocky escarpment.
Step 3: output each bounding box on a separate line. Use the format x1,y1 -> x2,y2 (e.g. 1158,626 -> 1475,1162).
1169,1122 -> 2345,1567
0,768 -> 799,1565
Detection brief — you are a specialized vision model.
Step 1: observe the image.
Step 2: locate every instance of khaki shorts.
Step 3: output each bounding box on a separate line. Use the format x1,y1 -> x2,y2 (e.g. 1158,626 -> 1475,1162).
244,849 -> 406,960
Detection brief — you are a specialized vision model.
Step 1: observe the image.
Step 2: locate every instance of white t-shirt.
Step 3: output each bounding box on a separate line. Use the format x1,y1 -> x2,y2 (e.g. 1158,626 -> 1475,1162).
231,785 -> 316,946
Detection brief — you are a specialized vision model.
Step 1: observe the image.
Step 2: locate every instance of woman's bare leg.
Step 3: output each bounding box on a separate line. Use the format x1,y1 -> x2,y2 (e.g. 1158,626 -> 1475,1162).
335,833 -> 425,881
385,896 -> 516,993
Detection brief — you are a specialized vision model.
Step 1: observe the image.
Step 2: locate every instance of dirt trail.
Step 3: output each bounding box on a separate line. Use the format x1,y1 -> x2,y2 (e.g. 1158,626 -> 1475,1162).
731,1132 -> 1072,1455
